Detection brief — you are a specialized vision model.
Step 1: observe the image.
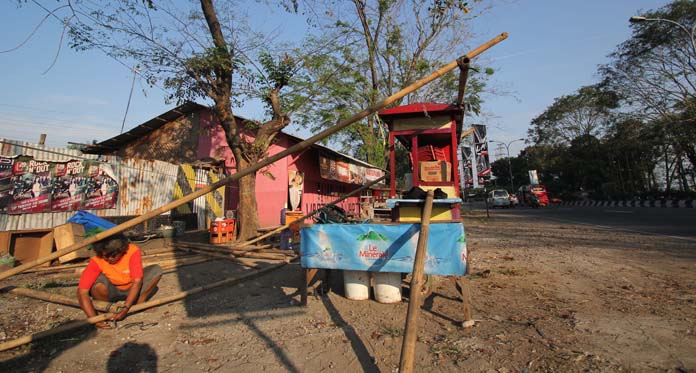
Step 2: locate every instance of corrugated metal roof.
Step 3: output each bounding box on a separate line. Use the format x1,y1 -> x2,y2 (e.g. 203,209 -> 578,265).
81,101 -> 205,154
0,138 -> 99,162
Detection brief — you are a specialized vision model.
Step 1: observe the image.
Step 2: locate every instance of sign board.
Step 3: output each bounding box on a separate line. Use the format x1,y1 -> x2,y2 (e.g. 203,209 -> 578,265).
301,222 -> 467,276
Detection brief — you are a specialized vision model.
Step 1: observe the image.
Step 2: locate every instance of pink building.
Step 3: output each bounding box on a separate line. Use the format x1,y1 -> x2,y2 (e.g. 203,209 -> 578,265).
84,102 -> 385,228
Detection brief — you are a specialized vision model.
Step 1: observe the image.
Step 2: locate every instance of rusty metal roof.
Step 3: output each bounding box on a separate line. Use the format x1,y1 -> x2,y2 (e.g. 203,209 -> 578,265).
82,101 -> 206,154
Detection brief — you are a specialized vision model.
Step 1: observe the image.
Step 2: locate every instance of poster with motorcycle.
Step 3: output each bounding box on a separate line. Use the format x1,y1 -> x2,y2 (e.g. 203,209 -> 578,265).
0,156 -> 15,212
51,159 -> 88,212
80,162 -> 118,210
473,124 -> 491,184
8,158 -> 53,214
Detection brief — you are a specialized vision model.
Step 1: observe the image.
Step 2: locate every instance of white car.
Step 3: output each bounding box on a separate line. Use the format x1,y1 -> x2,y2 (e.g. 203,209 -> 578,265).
487,189 -> 511,208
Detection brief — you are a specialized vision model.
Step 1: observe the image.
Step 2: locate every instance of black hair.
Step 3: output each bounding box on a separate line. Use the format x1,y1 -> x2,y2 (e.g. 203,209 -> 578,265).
93,233 -> 129,258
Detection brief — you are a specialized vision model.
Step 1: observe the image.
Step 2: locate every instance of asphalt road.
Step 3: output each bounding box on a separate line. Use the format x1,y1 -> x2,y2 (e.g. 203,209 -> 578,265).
468,204 -> 696,241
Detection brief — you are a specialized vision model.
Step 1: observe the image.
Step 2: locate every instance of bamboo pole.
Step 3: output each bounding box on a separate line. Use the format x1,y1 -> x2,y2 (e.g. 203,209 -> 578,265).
398,190 -> 435,373
173,247 -> 260,269
159,257 -> 212,272
219,244 -> 272,252
2,286 -> 119,313
0,260 -> 293,352
0,32 -> 507,282
242,174 -> 389,246
173,243 -> 289,261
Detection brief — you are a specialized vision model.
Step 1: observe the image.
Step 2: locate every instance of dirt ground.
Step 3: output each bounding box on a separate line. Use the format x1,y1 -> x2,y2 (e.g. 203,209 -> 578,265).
0,210 -> 695,372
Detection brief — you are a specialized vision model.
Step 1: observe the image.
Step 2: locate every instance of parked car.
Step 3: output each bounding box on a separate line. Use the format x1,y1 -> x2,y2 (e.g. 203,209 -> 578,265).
487,189 -> 511,208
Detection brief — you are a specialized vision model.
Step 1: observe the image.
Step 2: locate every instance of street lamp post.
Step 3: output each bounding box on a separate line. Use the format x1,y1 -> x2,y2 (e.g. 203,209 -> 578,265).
629,15 -> 696,55
490,138 -> 524,193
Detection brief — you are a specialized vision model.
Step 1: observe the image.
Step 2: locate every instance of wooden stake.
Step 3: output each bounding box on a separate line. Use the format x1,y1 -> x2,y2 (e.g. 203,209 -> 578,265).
0,32 -> 507,282
399,190 -> 435,373
0,260 -> 294,352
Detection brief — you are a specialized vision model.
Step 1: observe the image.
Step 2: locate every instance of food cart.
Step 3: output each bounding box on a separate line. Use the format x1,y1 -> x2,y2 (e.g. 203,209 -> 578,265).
300,103 -> 472,323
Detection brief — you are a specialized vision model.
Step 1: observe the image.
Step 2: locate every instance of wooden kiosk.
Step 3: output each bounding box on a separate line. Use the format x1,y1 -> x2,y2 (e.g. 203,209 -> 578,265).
380,103 -> 464,222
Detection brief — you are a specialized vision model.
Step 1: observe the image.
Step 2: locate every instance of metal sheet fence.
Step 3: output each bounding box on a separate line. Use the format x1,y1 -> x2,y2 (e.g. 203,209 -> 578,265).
0,139 -> 215,231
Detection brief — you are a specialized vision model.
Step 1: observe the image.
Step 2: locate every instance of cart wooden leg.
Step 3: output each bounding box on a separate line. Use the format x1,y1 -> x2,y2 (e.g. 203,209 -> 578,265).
456,275 -> 474,327
300,268 -> 319,306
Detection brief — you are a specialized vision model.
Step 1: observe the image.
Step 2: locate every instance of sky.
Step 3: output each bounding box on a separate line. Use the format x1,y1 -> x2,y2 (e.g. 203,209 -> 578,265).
0,0 -> 671,162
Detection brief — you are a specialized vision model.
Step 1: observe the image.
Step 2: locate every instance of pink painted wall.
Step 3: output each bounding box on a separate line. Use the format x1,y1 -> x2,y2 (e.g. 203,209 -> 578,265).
196,108 -> 365,228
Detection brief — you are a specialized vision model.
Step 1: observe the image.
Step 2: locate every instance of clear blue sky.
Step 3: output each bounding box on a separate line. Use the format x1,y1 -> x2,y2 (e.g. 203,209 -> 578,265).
0,0 -> 670,162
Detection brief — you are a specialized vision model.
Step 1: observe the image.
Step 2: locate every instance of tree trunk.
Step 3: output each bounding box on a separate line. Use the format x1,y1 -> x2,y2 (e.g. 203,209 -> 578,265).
236,157 -> 260,241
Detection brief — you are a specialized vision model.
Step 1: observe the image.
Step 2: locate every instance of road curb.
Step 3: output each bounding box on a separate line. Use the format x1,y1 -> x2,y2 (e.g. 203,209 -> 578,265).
559,199 -> 694,208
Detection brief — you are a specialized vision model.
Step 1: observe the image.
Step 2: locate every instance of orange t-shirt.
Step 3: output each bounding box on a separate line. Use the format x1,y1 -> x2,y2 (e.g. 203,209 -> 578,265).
78,244 -> 143,291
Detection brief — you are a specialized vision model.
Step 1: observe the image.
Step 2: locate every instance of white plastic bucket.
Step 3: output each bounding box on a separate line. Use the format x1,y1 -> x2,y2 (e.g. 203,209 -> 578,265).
343,270 -> 370,300
373,272 -> 402,304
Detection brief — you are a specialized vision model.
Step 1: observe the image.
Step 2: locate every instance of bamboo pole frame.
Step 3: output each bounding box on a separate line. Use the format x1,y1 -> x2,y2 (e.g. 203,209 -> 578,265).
0,32 -> 507,282
398,190 -> 435,373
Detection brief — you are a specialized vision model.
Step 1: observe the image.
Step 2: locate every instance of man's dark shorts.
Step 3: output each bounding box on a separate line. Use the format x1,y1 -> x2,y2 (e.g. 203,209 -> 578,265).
93,265 -> 162,302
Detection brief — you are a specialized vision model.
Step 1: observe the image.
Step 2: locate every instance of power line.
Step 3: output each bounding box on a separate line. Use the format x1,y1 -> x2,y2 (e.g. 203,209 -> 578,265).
121,65 -> 140,134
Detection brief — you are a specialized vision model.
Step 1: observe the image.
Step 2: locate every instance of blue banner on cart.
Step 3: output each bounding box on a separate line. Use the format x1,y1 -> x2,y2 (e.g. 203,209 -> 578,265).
300,223 -> 466,275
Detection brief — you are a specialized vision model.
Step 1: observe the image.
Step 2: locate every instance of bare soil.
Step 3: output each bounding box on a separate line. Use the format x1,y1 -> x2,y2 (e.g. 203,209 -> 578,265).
0,211 -> 695,372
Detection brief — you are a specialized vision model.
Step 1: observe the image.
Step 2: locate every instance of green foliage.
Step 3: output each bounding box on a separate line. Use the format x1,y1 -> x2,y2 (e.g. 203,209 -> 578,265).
529,83 -> 619,146
287,0 -> 489,168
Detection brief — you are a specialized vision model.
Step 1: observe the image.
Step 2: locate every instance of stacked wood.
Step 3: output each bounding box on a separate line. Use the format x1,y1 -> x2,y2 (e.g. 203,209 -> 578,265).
172,241 -> 295,262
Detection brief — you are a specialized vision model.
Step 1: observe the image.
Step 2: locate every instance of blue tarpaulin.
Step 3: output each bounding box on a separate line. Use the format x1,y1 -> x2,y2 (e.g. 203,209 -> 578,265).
300,222 -> 467,276
67,211 -> 117,232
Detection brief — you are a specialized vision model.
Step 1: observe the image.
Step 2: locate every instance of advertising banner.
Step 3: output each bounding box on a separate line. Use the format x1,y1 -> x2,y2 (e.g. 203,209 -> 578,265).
0,156 -> 15,212
51,159 -> 87,212
81,162 -> 119,210
318,155 -> 384,186
8,158 -> 53,214
301,222 -> 467,276
1,156 -> 118,215
473,124 -> 490,184
460,146 -> 473,188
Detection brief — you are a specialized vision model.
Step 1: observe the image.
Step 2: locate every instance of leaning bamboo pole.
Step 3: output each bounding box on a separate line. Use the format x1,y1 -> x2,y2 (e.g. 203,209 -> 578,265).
0,32 -> 507,282
398,190 -> 435,373
2,286 -> 119,313
0,259 -> 294,352
241,174 -> 388,247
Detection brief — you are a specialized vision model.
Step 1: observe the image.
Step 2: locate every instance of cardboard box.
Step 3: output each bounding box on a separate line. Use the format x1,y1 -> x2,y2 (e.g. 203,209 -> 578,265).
8,229 -> 54,267
0,231 -> 10,256
54,223 -> 91,263
419,161 -> 451,182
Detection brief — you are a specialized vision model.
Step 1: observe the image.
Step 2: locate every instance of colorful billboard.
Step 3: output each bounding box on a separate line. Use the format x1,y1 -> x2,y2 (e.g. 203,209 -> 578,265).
319,155 -> 383,186
0,156 -> 118,214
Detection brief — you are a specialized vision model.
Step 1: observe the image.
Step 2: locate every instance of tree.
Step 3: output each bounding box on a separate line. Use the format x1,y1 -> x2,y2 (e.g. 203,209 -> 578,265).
601,0 -> 696,168
22,1 -> 301,239
287,0 -> 492,168
528,84 -> 619,146
602,0 -> 696,123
